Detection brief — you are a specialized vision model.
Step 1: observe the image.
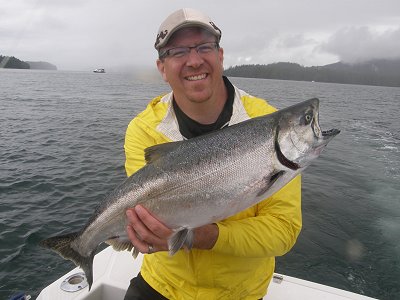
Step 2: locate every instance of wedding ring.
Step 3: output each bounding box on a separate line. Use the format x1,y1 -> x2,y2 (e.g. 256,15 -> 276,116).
148,244 -> 154,254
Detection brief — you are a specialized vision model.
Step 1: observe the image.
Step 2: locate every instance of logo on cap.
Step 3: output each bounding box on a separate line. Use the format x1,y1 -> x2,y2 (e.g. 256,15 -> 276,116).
209,22 -> 221,35
155,30 -> 168,48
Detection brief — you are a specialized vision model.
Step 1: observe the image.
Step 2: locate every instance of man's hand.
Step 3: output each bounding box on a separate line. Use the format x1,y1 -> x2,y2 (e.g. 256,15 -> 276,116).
126,205 -> 219,254
126,205 -> 172,254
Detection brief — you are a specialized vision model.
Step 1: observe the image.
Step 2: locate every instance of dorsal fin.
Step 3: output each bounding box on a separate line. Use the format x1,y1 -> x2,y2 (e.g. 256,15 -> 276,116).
144,141 -> 182,164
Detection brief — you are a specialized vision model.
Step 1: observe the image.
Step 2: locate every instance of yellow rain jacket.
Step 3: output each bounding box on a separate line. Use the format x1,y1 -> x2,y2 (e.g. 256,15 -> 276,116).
124,85 -> 302,300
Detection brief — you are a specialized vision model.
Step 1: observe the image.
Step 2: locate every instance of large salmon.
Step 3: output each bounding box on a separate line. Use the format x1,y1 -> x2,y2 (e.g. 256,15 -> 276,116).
40,98 -> 340,289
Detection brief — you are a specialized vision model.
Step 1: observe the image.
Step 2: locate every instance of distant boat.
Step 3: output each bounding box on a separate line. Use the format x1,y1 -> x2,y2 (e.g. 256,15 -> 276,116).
93,68 -> 105,73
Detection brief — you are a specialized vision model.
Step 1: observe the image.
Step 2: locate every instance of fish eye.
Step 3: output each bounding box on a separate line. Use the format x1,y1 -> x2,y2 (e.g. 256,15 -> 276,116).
303,113 -> 313,125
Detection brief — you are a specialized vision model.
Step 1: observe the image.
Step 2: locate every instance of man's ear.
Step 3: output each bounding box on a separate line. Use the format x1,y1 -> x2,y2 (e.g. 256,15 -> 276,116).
156,59 -> 168,82
219,47 -> 224,68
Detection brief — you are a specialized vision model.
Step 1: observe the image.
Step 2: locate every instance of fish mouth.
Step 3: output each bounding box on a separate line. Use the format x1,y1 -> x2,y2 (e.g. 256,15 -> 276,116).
311,106 -> 340,142
322,128 -> 341,140
312,128 -> 340,155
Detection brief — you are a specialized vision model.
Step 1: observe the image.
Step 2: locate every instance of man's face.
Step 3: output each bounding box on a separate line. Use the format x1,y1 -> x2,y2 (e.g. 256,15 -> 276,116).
156,27 -> 224,104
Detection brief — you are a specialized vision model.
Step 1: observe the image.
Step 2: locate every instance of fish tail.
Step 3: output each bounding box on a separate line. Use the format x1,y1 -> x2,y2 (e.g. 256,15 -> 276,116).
39,232 -> 96,290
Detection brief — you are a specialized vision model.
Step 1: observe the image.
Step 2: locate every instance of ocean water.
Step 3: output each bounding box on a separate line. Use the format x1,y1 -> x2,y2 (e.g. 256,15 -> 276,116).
0,69 -> 399,299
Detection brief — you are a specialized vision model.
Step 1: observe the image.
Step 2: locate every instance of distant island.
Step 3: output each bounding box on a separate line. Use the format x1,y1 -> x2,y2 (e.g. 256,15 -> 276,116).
0,55 -> 57,70
26,61 -> 57,70
224,59 -> 400,87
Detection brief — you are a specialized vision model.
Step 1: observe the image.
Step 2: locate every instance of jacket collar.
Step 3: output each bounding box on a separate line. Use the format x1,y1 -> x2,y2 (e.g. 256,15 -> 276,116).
156,86 -> 251,141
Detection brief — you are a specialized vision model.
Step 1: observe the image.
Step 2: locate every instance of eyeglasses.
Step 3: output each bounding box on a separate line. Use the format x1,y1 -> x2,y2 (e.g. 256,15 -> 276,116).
159,42 -> 219,59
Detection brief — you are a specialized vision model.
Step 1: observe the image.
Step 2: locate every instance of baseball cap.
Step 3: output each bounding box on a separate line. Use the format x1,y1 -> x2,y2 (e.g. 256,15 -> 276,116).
154,8 -> 222,50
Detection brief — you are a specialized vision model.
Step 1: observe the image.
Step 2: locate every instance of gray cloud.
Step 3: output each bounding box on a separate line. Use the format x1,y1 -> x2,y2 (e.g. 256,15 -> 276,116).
1,0 -> 400,70
321,26 -> 400,63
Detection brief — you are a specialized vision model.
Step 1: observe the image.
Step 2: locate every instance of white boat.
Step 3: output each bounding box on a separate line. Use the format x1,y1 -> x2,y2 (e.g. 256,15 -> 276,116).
93,68 -> 105,73
37,246 -> 378,300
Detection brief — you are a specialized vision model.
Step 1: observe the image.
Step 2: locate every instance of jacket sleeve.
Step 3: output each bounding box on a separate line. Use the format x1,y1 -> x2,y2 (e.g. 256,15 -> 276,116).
212,175 -> 302,258
124,118 -> 156,177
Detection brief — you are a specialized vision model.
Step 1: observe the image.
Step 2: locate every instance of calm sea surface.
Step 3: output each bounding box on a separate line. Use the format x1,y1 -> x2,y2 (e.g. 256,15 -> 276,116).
0,69 -> 399,300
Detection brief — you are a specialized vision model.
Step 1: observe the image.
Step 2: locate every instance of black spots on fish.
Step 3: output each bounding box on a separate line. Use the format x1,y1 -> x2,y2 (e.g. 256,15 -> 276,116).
256,170 -> 285,197
274,126 -> 300,171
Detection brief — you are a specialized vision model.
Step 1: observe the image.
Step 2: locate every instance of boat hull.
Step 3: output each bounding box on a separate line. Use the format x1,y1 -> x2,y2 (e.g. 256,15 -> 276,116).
37,247 -> 377,300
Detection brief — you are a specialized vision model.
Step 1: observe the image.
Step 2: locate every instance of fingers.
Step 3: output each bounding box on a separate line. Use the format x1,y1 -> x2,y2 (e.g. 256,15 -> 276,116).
126,209 -> 152,254
126,210 -> 150,254
135,205 -> 173,239
125,206 -> 172,254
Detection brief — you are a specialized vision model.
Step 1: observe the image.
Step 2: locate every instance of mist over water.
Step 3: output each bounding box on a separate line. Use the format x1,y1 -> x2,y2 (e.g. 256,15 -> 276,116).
1,69 -> 399,299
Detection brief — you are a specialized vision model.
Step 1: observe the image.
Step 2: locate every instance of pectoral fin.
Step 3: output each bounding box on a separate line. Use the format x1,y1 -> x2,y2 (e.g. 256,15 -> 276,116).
256,170 -> 285,197
168,228 -> 194,256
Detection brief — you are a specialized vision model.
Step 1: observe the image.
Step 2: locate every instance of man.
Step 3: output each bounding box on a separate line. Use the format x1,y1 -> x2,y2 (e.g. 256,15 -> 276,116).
123,8 -> 302,300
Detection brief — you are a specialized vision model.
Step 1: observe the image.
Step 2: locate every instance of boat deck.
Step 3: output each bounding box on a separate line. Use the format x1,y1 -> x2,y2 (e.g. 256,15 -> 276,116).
37,246 -> 377,300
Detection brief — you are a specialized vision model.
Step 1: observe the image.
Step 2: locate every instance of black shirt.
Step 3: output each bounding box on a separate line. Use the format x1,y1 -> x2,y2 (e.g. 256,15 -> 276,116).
173,76 -> 235,139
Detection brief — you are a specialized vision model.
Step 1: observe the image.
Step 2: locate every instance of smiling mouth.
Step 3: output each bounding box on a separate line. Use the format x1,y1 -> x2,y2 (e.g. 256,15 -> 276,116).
186,74 -> 207,81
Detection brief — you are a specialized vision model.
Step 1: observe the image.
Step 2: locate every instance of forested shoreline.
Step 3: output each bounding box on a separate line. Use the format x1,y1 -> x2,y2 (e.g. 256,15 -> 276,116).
224,59 -> 400,87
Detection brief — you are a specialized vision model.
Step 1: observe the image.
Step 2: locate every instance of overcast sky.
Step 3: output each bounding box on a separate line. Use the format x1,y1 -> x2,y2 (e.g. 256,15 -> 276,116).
1,0 -> 400,71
